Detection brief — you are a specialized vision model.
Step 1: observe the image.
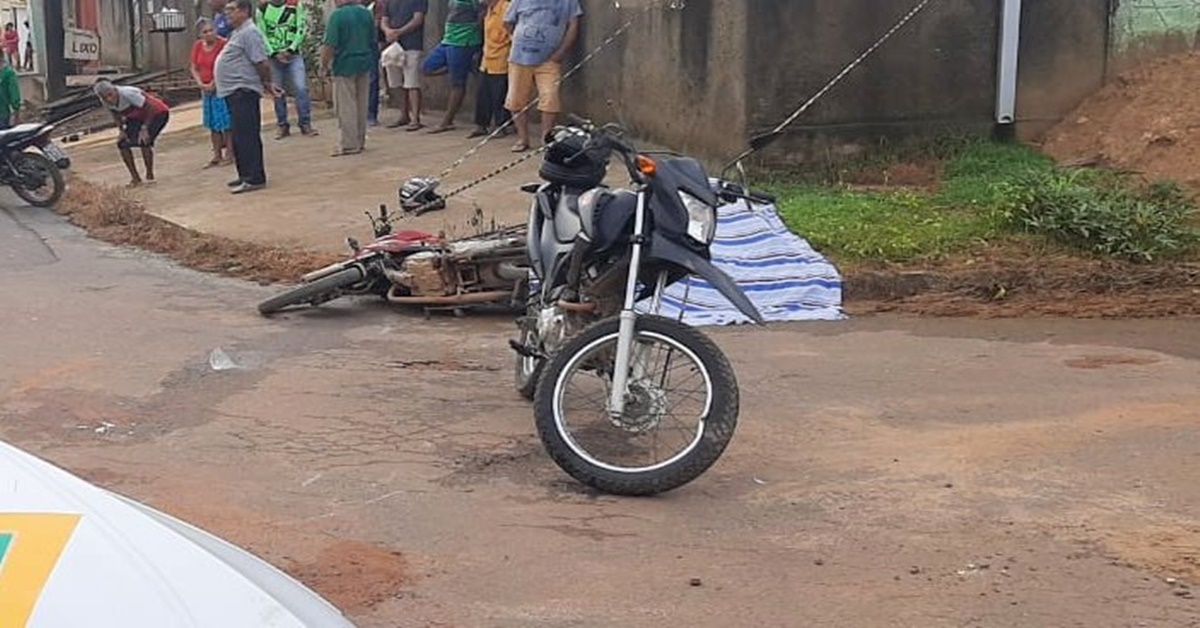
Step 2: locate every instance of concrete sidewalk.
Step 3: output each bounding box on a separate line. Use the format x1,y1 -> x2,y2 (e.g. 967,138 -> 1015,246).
67,100 -> 540,254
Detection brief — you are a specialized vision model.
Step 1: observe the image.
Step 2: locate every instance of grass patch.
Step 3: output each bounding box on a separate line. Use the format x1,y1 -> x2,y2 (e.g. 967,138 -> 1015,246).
771,141 -> 1197,264
771,186 -> 999,261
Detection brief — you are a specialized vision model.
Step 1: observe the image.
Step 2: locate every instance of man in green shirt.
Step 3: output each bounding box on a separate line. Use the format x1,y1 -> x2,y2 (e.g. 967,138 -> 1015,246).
0,54 -> 20,128
321,0 -> 376,156
258,0 -> 317,138
421,0 -> 482,133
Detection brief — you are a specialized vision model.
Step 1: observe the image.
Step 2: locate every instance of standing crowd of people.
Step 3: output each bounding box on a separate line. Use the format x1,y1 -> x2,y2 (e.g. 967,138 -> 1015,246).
95,0 -> 583,194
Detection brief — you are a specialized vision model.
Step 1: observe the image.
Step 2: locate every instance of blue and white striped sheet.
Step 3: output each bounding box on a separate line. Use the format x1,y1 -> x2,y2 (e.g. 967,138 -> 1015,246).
635,196 -> 845,325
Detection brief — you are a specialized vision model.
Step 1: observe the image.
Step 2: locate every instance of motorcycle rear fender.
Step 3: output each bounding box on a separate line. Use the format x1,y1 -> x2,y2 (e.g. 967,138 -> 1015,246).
0,124 -> 51,150
648,237 -> 765,324
361,230 -> 436,255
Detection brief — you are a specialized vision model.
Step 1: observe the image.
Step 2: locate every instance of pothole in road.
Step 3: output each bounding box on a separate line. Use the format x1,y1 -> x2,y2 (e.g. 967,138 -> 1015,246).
1063,354 -> 1162,370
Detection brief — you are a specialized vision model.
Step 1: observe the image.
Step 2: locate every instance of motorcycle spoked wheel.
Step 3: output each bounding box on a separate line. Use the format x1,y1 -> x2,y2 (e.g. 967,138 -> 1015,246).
257,266 -> 365,315
10,152 -> 65,208
533,315 -> 739,496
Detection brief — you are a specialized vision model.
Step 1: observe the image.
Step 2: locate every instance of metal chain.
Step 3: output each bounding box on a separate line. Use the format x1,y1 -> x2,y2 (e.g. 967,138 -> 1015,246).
725,0 -> 938,168
439,146 -> 547,199
430,0 -> 673,192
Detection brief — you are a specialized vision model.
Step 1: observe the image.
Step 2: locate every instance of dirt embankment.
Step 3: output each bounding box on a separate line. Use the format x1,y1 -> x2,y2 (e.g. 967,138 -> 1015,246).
1042,52 -> 1200,189
848,52 -> 1200,318
846,247 -> 1200,318
57,181 -> 340,285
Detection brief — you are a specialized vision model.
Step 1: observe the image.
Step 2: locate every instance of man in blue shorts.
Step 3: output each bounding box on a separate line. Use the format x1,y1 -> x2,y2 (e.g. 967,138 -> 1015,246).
421,0 -> 481,133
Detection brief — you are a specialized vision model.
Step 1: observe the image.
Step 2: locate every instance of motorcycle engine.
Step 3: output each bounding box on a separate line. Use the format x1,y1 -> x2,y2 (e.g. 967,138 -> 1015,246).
394,251 -> 446,296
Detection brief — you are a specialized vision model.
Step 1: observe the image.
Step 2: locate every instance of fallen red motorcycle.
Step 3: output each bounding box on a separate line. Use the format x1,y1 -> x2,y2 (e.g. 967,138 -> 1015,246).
258,203 -> 529,316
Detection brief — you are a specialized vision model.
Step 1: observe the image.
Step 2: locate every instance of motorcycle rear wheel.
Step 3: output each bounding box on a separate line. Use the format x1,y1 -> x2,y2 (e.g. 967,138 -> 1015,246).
258,266 -> 364,315
11,152 -> 64,208
533,315 -> 739,496
514,323 -> 543,401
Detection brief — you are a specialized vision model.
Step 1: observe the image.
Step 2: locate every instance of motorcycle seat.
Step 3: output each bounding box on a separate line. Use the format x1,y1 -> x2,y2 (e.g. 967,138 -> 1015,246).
0,124 -> 45,145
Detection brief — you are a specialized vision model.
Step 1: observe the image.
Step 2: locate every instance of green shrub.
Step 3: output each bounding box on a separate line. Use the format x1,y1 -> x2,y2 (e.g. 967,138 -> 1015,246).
999,170 -> 1198,262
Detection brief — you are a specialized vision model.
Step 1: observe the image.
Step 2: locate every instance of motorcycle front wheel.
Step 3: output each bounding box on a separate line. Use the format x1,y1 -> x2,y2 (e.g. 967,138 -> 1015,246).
10,151 -> 64,208
257,266 -> 364,315
533,315 -> 739,496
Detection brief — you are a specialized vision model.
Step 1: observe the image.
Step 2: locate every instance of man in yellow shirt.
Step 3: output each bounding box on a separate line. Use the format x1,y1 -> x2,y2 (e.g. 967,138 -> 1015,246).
469,0 -> 511,138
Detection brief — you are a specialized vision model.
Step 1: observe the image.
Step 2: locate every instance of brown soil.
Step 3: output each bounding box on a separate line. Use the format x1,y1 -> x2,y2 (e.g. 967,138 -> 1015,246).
285,540 -> 409,613
844,241 -> 1200,318
57,181 -> 340,284
839,159 -> 943,191
1041,51 -> 1200,189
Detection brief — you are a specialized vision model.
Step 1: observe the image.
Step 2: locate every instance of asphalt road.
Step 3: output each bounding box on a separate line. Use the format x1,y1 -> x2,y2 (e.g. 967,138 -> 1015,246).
2,204 -> 1199,627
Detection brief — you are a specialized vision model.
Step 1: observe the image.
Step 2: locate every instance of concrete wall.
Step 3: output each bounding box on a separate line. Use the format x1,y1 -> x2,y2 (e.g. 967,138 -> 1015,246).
1109,0 -> 1200,70
1016,0 -> 1110,136
564,0 -> 750,160
741,0 -> 998,164
96,0 -> 132,68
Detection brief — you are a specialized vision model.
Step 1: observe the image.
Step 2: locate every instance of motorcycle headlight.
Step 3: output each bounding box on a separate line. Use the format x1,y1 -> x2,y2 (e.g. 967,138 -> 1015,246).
680,191 -> 717,244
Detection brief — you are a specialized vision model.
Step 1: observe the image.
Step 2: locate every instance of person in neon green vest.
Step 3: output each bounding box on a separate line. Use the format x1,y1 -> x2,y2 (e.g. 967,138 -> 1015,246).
258,0 -> 319,139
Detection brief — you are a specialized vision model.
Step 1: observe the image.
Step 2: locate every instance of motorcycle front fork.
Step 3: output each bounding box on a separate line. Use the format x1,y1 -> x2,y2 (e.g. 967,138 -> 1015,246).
607,190 -> 666,419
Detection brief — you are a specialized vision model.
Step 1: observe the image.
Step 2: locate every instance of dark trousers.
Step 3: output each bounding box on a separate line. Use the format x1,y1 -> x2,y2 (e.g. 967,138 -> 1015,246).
227,89 -> 266,186
474,72 -> 510,129
368,44 -> 381,122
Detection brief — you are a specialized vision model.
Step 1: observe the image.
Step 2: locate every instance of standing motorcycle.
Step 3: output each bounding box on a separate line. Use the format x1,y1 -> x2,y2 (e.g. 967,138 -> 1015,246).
0,122 -> 67,207
510,117 -> 767,496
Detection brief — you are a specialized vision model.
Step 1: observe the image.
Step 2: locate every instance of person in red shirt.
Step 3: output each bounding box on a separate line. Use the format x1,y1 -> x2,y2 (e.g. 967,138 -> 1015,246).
191,18 -> 232,167
93,80 -> 172,187
3,23 -> 18,67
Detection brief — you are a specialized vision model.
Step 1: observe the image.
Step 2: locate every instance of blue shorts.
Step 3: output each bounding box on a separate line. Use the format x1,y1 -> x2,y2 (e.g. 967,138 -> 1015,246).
422,43 -> 480,88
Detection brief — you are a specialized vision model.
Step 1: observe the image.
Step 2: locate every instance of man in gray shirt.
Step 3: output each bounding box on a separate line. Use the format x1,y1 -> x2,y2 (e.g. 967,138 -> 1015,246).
215,0 -> 280,194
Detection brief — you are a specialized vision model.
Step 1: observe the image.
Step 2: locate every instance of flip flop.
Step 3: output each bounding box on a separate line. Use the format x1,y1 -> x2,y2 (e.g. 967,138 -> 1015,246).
405,123 -> 425,132
331,147 -> 363,157
427,125 -> 457,135
467,128 -> 489,138
511,142 -> 530,153
202,159 -> 221,169
387,118 -> 412,129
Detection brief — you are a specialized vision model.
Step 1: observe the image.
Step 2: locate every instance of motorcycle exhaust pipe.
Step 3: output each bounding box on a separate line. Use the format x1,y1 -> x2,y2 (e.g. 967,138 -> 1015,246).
496,263 -> 529,282
386,286 -> 514,306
